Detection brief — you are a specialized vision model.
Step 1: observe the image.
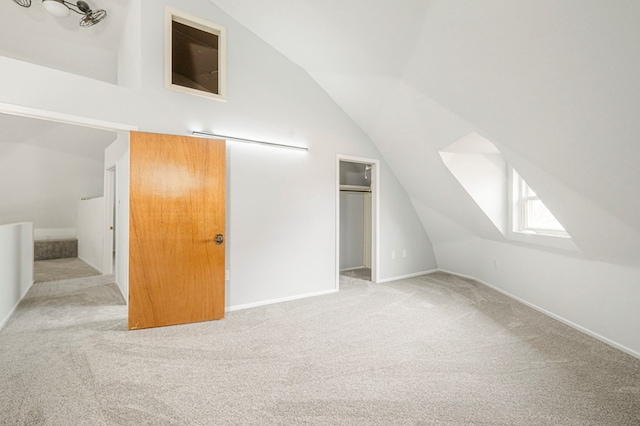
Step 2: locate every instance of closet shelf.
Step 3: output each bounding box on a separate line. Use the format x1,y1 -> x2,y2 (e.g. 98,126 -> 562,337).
340,185 -> 371,192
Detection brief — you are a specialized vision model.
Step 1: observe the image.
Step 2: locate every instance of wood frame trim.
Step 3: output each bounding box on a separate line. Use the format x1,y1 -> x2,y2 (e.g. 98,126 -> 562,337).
164,7 -> 227,102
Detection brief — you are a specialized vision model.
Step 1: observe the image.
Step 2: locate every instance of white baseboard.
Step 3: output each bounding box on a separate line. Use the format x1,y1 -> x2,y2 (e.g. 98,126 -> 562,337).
436,269 -> 640,360
376,269 -> 439,284
77,256 -> 102,274
0,280 -> 34,331
339,266 -> 366,272
226,289 -> 338,313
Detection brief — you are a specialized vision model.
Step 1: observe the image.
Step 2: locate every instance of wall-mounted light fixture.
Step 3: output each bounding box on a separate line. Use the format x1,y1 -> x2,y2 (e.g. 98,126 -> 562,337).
192,131 -> 309,152
12,0 -> 107,27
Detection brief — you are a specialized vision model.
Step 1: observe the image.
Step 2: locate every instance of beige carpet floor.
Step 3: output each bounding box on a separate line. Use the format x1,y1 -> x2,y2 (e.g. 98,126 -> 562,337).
0,271 -> 639,425
34,257 -> 101,283
340,268 -> 371,281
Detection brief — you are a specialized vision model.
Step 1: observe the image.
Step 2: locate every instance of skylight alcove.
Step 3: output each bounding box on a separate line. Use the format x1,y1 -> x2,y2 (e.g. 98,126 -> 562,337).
440,132 -> 577,251
439,132 -> 507,235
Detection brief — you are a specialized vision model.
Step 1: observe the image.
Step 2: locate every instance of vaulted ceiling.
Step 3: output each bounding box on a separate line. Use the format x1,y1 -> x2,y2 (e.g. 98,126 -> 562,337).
0,0 -> 129,82
0,113 -> 116,229
0,0 -> 127,51
209,0 -> 640,266
2,0 -> 639,266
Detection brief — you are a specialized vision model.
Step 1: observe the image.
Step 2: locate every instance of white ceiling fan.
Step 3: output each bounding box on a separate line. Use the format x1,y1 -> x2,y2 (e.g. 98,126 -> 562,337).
12,0 -> 107,27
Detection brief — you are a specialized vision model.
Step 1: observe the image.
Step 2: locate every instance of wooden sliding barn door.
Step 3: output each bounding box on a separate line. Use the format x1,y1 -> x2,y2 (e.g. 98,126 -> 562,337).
128,131 -> 225,330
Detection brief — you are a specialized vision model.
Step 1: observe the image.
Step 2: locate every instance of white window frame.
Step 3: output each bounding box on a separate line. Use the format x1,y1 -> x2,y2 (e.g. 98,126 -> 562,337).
165,7 -> 227,101
513,172 -> 568,237
507,166 -> 576,250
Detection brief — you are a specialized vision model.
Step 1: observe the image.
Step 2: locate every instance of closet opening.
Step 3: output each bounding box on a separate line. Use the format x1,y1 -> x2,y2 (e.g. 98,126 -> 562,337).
336,155 -> 379,289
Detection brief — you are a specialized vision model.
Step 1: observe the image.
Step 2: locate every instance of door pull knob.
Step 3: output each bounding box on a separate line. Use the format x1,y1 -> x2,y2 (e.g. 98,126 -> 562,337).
214,234 -> 224,245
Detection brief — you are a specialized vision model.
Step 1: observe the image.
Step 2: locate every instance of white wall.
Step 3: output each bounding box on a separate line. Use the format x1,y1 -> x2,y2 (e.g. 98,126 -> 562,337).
0,33 -> 117,85
340,191 -> 367,270
435,237 -> 640,357
76,197 -> 105,272
0,222 -> 33,330
117,0 -> 142,90
33,228 -> 76,241
439,148 -> 507,236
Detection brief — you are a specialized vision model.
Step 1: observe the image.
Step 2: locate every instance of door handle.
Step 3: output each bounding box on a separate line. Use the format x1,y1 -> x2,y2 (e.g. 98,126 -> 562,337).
214,234 -> 224,245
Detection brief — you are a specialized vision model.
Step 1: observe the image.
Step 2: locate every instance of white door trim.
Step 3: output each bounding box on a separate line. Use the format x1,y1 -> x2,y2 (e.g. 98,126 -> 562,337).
103,167 -> 116,275
0,102 -> 137,132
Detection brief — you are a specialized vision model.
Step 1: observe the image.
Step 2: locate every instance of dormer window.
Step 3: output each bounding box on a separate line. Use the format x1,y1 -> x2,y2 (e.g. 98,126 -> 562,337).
512,169 -> 569,238
439,132 -> 574,249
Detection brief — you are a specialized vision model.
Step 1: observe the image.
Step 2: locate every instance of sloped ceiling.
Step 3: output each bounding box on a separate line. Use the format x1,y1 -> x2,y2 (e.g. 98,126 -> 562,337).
0,0 -> 123,231
0,0 -> 128,51
210,0 -> 640,266
0,114 -> 117,231
0,114 -> 114,161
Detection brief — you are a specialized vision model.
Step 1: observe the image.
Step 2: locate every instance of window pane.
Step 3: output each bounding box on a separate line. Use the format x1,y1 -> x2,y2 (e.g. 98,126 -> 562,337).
525,199 -> 565,231
172,20 -> 220,95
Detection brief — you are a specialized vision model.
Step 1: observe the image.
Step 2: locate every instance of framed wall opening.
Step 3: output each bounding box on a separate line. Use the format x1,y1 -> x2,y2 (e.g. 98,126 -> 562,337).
336,155 -> 380,290
0,102 -> 136,298
103,167 -> 116,276
165,7 -> 227,101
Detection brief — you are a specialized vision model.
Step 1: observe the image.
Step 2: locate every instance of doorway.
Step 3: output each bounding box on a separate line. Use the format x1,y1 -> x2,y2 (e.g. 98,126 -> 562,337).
336,155 -> 379,289
0,103 -> 136,295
